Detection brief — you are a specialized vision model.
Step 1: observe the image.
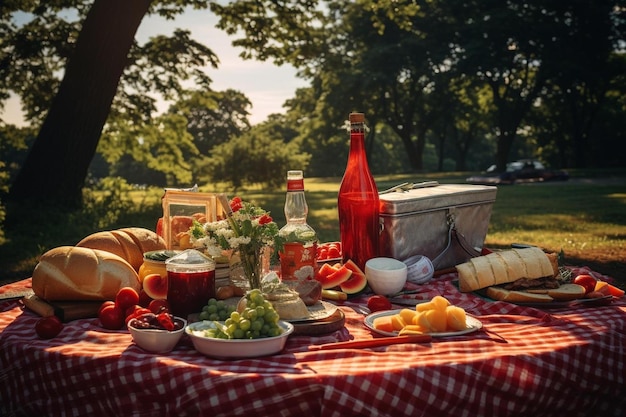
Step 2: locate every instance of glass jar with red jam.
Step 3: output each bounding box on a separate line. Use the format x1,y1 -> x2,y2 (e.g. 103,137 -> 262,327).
165,249 -> 216,318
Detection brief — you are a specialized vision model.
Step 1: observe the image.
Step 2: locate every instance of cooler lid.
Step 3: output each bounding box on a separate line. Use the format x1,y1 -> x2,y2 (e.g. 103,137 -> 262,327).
379,183 -> 497,216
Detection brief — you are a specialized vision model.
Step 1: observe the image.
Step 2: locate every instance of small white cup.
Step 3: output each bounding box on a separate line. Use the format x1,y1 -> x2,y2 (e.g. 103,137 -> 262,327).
403,255 -> 434,284
365,257 -> 408,295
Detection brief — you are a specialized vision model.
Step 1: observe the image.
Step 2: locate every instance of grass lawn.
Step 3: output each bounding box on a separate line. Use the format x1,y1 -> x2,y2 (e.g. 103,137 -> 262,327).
1,169 -> 625,287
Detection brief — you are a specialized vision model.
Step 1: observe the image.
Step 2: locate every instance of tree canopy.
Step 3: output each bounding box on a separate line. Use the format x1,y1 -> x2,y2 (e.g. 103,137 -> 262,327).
1,0 -> 625,220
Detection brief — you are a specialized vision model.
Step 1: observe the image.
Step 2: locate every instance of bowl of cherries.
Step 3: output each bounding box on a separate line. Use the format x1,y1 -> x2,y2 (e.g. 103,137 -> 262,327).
127,311 -> 186,353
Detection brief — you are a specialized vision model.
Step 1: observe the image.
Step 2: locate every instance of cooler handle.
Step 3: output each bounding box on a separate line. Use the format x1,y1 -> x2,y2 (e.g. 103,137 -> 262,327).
379,180 -> 439,194
431,211 -> 481,269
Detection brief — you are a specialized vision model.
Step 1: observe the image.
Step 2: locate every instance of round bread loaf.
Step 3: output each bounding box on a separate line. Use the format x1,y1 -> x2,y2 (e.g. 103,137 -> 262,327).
32,246 -> 140,301
264,290 -> 310,320
76,227 -> 166,271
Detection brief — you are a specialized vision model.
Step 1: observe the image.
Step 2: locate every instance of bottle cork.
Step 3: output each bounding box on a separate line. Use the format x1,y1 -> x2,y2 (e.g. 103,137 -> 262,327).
349,113 -> 365,123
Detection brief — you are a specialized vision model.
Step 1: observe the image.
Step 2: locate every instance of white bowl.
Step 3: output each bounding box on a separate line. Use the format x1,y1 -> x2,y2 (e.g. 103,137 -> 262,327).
186,320 -> 294,359
128,317 -> 186,353
403,254 -> 434,284
365,257 -> 408,295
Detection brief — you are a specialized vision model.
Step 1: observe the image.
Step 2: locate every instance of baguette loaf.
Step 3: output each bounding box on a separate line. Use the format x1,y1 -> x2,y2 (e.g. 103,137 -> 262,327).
32,246 -> 140,301
76,227 -> 165,271
457,247 -> 558,292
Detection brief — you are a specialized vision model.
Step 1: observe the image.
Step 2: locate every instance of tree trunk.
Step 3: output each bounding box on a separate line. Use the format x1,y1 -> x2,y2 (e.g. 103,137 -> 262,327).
9,0 -> 151,208
495,131 -> 515,172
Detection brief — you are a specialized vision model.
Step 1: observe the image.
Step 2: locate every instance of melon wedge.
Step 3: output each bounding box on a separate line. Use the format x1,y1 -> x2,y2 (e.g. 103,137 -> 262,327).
446,306 -> 467,331
340,260 -> 368,294
372,315 -> 394,333
317,265 -> 352,290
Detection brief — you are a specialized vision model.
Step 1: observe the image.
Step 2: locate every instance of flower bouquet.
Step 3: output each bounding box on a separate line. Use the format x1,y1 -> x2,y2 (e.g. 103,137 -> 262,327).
189,195 -> 283,290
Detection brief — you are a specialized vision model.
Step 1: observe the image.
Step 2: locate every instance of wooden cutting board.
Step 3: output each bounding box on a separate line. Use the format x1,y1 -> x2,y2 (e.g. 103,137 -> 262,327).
291,309 -> 345,336
23,294 -> 103,322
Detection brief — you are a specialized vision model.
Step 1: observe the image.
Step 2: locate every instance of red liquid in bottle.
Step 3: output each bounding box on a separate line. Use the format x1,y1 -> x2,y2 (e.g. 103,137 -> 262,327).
167,269 -> 215,318
338,113 -> 379,271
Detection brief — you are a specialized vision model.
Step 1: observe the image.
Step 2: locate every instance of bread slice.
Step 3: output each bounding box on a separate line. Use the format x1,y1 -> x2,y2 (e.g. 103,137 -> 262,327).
470,256 -> 495,289
486,286 -> 554,303
487,252 -> 508,286
498,250 -> 525,282
517,247 -> 541,279
457,262 -> 479,293
546,284 -> 586,301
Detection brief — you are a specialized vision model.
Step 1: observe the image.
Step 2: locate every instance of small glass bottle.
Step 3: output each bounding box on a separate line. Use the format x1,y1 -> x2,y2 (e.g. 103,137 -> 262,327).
337,112 -> 380,271
278,170 -> 318,287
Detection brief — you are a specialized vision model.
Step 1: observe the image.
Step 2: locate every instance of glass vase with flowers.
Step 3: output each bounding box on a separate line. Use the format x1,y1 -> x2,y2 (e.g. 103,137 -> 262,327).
189,195 -> 282,290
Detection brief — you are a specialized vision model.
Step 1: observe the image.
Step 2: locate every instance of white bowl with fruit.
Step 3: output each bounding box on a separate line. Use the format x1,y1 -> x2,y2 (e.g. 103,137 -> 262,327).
127,313 -> 186,353
186,289 -> 294,359
186,320 -> 294,359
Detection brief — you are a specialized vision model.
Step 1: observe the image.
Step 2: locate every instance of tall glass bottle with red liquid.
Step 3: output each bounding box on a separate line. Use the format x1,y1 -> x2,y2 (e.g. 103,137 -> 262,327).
338,112 -> 379,271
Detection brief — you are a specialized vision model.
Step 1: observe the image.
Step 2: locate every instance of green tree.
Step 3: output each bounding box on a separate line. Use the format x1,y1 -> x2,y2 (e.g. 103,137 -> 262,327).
168,89 -> 252,156
206,114 -> 310,189
3,0 -> 216,208
448,0 -> 625,170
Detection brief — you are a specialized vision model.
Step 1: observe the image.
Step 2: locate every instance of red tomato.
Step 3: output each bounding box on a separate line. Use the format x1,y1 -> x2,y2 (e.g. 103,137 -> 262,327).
115,287 -> 140,311
327,246 -> 341,259
317,248 -> 328,260
35,316 -> 64,339
98,301 -> 115,316
124,305 -> 151,325
367,295 -> 392,312
573,274 -> 597,294
149,299 -> 170,314
125,304 -> 142,318
99,305 -> 125,330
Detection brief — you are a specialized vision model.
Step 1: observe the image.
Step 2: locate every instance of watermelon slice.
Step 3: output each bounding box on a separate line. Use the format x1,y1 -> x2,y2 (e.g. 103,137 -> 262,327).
316,265 -> 352,290
340,260 -> 368,294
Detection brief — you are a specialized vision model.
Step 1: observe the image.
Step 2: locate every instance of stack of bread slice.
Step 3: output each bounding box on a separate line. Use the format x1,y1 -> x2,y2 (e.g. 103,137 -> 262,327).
457,247 -> 557,292
456,247 -> 584,303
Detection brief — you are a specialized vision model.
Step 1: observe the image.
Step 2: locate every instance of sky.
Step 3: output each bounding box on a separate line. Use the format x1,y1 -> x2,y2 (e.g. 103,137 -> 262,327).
1,7 -> 307,126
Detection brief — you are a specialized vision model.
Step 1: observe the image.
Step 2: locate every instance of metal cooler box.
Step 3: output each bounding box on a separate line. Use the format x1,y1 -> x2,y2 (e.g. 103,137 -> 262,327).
378,183 -> 497,270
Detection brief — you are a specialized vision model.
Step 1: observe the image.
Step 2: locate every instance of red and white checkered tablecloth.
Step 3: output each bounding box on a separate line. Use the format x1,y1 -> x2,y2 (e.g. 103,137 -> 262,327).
1,266 -> 624,417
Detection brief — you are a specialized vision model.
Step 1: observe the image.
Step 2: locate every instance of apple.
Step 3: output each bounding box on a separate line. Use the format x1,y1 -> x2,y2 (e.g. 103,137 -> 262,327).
142,273 -> 168,300
573,274 -> 597,294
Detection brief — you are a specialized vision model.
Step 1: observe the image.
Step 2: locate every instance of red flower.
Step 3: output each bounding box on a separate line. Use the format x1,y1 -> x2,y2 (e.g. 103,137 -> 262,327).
230,197 -> 243,212
258,214 -> 273,225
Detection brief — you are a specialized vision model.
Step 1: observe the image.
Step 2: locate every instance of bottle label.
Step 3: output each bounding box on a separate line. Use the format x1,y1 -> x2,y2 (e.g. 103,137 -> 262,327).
287,178 -> 304,191
280,242 -> 317,283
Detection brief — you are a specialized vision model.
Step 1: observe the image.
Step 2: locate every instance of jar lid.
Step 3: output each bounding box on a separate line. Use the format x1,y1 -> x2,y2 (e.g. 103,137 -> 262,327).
143,250 -> 181,262
166,249 -> 215,271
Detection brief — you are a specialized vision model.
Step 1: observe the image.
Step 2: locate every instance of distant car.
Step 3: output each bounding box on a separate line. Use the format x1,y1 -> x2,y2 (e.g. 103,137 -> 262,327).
466,159 -> 569,185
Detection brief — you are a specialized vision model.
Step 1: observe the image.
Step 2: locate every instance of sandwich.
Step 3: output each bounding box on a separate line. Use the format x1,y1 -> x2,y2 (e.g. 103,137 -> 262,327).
456,247 -> 584,302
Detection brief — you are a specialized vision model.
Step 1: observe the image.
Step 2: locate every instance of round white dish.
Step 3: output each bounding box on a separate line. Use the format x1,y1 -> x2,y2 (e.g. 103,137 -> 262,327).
364,309 -> 482,337
186,320 -> 294,359
128,317 -> 187,353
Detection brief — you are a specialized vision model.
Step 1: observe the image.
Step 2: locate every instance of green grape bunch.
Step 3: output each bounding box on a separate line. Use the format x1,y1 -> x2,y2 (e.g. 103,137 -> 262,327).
198,298 -> 236,322
202,289 -> 283,340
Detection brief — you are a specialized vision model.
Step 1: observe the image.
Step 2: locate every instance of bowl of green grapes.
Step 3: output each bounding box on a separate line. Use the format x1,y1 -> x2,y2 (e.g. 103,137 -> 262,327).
186,289 -> 294,359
